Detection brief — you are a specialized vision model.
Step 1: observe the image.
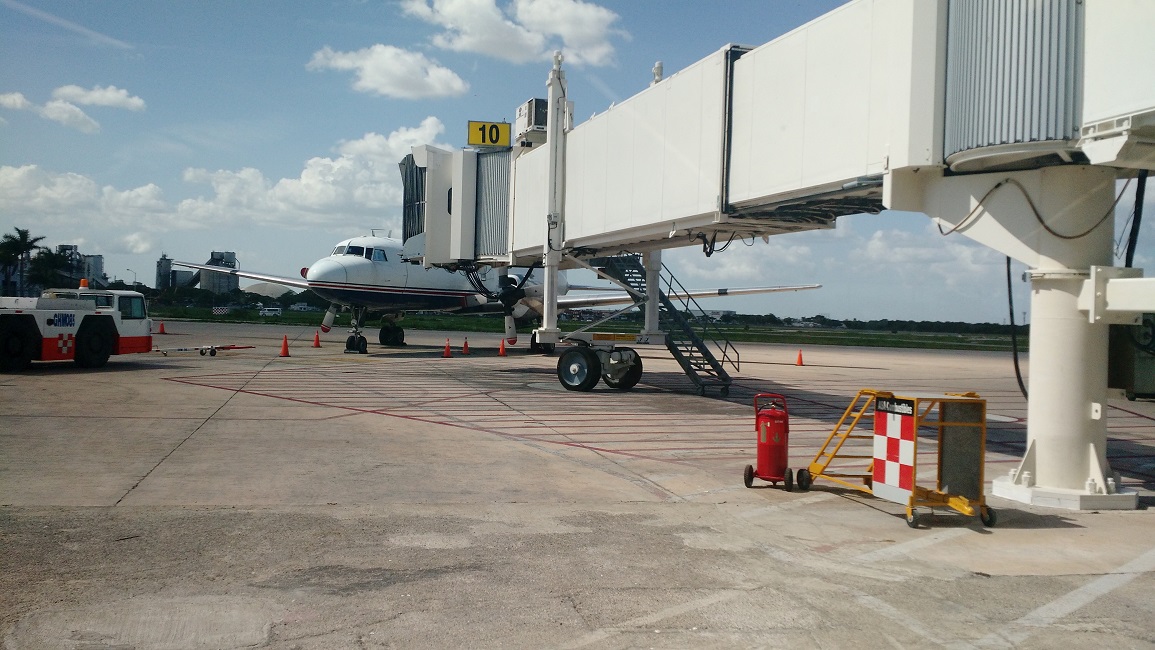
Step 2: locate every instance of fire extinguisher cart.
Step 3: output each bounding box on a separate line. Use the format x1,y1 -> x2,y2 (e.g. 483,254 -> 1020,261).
797,389 -> 996,528
743,393 -> 793,491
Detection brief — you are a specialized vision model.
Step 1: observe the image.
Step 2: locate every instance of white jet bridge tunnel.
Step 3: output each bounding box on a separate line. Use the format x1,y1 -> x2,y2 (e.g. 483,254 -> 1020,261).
399,0 -> 1155,511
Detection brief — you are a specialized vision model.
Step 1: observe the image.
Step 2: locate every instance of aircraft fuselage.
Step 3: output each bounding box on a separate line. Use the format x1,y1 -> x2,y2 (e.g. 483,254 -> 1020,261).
305,236 -> 490,312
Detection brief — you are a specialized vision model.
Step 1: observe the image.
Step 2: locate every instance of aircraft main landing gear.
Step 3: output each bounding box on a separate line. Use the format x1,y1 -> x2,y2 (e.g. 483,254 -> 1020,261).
379,315 -> 406,346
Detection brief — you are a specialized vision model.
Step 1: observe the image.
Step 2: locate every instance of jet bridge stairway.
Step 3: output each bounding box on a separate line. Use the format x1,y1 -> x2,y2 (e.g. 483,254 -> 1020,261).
598,255 -> 738,397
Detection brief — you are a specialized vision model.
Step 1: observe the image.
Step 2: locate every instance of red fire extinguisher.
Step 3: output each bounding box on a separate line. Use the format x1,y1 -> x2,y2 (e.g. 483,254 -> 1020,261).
744,393 -> 793,490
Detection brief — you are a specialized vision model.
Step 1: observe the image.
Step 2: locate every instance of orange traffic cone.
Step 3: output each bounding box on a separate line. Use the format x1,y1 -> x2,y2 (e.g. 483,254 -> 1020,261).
442,338 -> 453,358
795,350 -> 804,366
312,331 -> 321,348
462,337 -> 470,355
280,335 -> 290,357
157,321 -> 167,335
498,338 -> 507,357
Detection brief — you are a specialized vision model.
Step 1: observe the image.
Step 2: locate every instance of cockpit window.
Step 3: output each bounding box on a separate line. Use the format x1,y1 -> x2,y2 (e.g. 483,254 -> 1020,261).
363,248 -> 374,259
372,249 -> 387,262
333,245 -> 346,256
346,245 -> 364,256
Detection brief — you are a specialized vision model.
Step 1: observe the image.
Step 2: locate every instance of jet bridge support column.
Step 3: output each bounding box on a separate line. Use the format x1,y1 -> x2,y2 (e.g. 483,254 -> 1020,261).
536,52 -> 567,347
642,250 -> 661,336
890,165 -> 1138,509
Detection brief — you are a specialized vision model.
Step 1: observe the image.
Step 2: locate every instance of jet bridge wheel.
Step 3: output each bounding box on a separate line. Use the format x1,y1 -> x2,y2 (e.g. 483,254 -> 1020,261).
602,349 -> 642,390
557,346 -> 601,391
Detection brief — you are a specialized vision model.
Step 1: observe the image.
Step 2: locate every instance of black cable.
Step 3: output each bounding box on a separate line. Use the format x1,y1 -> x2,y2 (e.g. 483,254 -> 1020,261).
1126,169 -> 1147,268
1007,256 -> 1028,400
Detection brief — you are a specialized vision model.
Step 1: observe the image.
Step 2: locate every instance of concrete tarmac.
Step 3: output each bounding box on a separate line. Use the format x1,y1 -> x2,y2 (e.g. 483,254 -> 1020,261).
2,322 -> 1154,649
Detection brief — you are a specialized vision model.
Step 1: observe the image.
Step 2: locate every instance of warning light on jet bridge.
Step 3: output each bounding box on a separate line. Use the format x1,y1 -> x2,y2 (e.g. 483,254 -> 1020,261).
467,121 -> 511,148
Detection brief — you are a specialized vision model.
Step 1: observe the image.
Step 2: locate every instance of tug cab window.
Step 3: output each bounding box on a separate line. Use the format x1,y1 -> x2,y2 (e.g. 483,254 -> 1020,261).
345,245 -> 365,256
79,293 -> 114,308
118,295 -> 146,319
372,249 -> 387,262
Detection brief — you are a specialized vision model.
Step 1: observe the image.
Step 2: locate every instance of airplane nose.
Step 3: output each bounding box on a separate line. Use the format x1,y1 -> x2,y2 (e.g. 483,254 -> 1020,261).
306,257 -> 348,284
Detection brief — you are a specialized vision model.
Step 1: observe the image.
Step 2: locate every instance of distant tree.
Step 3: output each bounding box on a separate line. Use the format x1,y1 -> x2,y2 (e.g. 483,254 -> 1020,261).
1,228 -> 45,296
0,238 -> 18,296
27,248 -> 73,290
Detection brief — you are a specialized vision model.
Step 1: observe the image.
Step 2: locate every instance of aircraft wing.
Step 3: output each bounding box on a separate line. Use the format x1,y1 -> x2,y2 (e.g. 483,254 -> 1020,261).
555,284 -> 821,309
172,261 -> 311,291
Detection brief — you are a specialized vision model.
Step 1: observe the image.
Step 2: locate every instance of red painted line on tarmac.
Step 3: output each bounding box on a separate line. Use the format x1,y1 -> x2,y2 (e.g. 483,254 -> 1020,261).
164,376 -> 699,468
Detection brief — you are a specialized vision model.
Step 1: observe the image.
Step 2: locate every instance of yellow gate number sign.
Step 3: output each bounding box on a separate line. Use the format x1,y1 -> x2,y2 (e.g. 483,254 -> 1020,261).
468,121 -> 511,147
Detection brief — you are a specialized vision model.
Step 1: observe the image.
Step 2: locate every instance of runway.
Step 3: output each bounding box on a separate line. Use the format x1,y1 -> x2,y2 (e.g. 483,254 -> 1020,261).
2,322 -> 1154,648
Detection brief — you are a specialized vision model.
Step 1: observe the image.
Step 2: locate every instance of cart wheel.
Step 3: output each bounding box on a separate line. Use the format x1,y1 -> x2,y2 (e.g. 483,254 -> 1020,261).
209,348 -> 217,357
905,509 -> 920,529
743,465 -> 754,489
796,468 -> 812,491
784,468 -> 794,492
979,506 -> 997,528
199,348 -> 207,356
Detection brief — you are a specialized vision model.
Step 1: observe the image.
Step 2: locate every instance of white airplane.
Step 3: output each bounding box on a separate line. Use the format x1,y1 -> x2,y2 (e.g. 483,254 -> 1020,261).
176,234 -> 819,353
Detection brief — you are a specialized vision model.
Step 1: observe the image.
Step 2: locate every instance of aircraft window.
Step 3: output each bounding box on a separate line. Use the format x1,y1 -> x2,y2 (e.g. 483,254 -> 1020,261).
118,295 -> 146,319
363,248 -> 374,259
372,249 -> 387,262
346,245 -> 364,256
333,245 -> 346,256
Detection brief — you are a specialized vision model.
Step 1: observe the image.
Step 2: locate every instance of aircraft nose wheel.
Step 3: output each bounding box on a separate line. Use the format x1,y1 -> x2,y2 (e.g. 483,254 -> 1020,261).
345,335 -> 368,353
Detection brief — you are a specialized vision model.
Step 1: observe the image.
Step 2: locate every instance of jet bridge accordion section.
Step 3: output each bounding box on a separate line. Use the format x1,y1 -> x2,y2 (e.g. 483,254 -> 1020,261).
507,0 -> 941,260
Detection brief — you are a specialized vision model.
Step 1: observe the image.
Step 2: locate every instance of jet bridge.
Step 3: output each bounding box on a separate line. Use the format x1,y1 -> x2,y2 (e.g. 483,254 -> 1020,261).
401,0 -> 1155,510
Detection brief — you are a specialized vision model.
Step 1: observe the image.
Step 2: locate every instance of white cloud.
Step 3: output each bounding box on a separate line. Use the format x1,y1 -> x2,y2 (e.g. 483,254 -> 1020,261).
402,0 -> 623,67
0,92 -> 34,110
401,0 -> 543,64
39,99 -> 100,133
0,118 -> 449,257
52,84 -> 145,110
307,45 -> 468,99
0,85 -> 145,133
513,0 -> 622,66
117,233 -> 154,255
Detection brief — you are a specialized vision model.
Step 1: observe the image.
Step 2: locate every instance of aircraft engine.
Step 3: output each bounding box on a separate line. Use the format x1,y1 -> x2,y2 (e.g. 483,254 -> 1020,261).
320,304 -> 339,333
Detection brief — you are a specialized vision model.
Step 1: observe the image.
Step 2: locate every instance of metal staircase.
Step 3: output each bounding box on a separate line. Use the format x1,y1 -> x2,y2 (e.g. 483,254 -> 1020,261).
598,256 -> 739,396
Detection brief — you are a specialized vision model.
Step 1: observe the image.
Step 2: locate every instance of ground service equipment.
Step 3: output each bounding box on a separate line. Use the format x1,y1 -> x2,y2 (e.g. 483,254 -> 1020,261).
0,287 -> 152,371
744,393 -> 793,491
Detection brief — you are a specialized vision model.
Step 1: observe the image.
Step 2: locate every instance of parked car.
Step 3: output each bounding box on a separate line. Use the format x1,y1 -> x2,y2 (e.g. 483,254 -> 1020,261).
258,307 -> 282,316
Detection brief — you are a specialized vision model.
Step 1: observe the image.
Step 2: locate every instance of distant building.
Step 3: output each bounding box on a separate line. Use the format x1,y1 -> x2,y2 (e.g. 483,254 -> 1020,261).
172,270 -> 194,288
55,244 -> 105,287
201,251 -> 239,294
156,254 -> 173,290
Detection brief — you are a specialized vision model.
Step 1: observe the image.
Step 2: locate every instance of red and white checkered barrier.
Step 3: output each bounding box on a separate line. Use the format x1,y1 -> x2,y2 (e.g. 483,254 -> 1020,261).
872,397 -> 916,504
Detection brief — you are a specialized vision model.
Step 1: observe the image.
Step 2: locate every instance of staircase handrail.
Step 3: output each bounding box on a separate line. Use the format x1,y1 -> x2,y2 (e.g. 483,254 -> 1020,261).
658,264 -> 740,373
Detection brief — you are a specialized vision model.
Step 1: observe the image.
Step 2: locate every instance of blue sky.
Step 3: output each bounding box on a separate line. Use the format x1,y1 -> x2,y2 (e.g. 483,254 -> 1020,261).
1,0 -> 1149,322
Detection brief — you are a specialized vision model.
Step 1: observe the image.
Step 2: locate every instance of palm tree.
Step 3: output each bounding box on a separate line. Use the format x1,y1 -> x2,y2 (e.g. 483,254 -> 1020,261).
1,228 -> 45,296
0,238 -> 18,296
28,248 -> 72,290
